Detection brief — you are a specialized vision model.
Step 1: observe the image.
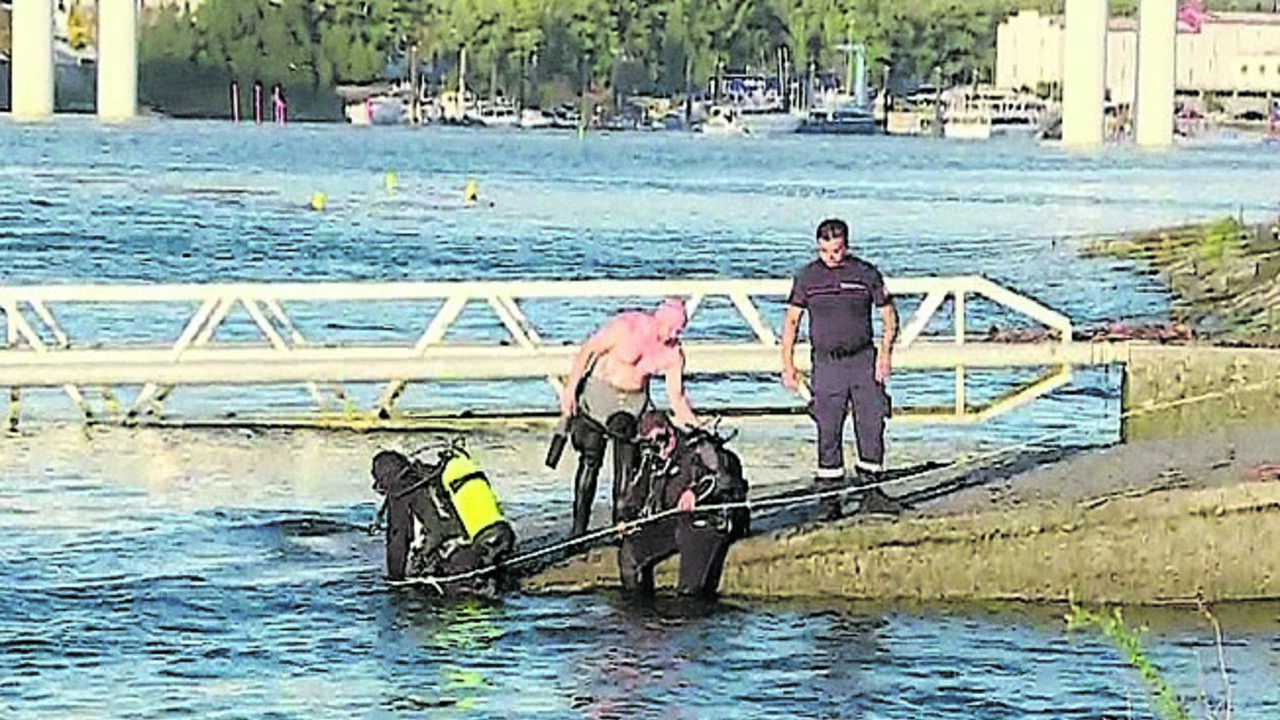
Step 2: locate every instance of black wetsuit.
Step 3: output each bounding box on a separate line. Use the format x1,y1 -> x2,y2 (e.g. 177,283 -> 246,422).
569,373 -> 651,537
371,450 -> 514,590
614,425 -> 750,599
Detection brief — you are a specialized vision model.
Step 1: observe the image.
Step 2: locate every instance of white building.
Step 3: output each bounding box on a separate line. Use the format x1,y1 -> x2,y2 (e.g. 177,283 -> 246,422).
996,9 -> 1280,112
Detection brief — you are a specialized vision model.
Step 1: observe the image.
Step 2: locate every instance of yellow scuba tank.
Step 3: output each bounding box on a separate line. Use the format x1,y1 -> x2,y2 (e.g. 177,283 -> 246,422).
440,449 -> 504,540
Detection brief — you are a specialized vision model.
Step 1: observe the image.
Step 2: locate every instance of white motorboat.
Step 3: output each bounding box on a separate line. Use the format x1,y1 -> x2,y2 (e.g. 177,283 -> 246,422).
696,106 -> 750,136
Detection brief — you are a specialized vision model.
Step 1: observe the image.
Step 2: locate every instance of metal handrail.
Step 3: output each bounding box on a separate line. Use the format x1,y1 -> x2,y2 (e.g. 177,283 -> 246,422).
1,276 -> 1084,426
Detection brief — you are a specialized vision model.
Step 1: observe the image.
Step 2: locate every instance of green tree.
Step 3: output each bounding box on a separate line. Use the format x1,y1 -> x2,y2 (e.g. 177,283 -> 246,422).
0,7 -> 11,58
313,0 -> 395,84
654,0 -> 724,98
128,0 -> 1161,119
68,6 -> 94,51
140,5 -> 197,62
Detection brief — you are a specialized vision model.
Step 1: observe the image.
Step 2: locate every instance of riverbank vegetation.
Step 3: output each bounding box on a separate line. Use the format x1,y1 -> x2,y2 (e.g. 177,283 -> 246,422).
0,0 -> 1275,118
1081,216 -> 1280,342
135,0 -> 1017,119
1067,599 -> 1234,720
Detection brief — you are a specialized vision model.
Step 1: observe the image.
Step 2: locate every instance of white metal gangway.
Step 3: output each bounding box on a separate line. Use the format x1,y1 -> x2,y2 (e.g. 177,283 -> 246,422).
0,276 -> 1129,428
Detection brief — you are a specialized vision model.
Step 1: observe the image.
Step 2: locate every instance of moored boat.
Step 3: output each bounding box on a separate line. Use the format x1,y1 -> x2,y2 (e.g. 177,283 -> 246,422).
796,105 -> 880,135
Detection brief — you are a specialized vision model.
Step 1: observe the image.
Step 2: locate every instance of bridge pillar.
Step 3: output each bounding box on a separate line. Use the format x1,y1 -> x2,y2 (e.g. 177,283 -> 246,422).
1134,0 -> 1177,147
1062,0 -> 1108,147
10,0 -> 56,119
96,0 -> 139,121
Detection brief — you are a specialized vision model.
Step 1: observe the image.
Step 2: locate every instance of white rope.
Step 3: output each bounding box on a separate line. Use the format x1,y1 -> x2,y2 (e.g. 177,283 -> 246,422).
389,427 -> 1069,590
388,368 -> 1280,591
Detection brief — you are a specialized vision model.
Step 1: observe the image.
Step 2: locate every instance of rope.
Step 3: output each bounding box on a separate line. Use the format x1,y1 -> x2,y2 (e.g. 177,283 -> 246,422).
387,366 -> 1280,592
389,426 -> 1070,590
1118,372 -> 1280,421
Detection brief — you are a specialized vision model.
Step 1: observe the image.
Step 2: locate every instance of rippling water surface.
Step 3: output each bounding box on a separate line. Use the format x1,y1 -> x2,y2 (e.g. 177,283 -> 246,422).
2,120 -> 1278,718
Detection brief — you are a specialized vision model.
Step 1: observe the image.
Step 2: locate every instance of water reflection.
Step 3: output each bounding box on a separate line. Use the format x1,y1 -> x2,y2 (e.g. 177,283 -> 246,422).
378,592 -> 513,715
6,125 -> 1280,719
571,595 -> 749,720
806,610 -> 885,716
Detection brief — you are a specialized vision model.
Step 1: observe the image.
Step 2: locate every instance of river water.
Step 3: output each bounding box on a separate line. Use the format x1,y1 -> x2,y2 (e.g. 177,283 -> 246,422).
1,119 -> 1278,718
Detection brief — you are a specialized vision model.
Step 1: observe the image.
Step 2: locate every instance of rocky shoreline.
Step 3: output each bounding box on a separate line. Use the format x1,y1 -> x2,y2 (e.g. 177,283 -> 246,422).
1080,215 -> 1280,344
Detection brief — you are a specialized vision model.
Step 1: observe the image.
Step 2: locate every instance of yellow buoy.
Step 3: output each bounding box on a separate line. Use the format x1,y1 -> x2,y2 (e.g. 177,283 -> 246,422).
463,179 -> 479,206
385,169 -> 399,193
309,191 -> 327,211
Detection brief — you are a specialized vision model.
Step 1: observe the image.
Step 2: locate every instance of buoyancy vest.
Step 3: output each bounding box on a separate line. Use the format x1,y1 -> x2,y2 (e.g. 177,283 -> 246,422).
620,430 -> 751,536
440,451 -> 505,541
673,433 -> 751,537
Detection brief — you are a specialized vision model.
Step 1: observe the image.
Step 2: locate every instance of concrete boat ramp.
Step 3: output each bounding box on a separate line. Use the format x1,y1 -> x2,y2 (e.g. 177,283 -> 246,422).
518,424 -> 1280,605
510,442 -> 1081,590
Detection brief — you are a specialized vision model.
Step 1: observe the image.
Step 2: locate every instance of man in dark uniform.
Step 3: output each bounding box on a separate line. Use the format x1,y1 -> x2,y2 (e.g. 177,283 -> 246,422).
780,218 -> 902,516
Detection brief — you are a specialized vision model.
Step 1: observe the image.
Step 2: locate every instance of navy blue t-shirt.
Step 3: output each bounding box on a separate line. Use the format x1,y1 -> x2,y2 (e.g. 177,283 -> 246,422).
787,256 -> 891,355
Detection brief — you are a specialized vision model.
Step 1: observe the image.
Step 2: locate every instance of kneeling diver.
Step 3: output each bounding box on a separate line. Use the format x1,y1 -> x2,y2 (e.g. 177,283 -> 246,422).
371,442 -> 516,594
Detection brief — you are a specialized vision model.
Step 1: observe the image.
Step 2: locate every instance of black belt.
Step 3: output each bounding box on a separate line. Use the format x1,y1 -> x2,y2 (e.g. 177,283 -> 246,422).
817,343 -> 873,361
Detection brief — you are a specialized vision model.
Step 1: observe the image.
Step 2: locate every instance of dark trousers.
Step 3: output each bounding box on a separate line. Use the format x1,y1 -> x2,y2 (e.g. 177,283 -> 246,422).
811,349 -> 891,476
570,412 -> 639,537
618,515 -> 734,599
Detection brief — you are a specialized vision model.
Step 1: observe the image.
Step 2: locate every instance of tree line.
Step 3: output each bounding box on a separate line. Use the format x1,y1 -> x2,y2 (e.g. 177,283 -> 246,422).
138,0 -> 1015,118
89,0 -> 1247,118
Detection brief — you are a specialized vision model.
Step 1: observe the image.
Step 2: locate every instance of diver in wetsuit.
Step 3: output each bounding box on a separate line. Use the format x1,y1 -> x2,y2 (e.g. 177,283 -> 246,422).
614,410 -> 750,599
559,298 -> 700,538
371,445 -> 516,592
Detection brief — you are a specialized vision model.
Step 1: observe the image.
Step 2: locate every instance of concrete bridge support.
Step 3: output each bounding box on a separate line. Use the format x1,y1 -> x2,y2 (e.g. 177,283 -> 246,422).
1062,0 -> 1108,147
10,0 -> 56,120
96,0 -> 139,121
1135,0 -> 1177,147
1064,0 -> 1179,148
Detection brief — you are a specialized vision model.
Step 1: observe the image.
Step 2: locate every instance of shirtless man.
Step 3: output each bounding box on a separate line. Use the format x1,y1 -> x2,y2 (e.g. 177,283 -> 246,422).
560,298 -> 699,537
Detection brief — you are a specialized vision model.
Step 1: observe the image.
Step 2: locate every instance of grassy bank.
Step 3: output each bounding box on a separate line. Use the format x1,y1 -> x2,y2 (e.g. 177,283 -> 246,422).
1081,216 -> 1280,342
